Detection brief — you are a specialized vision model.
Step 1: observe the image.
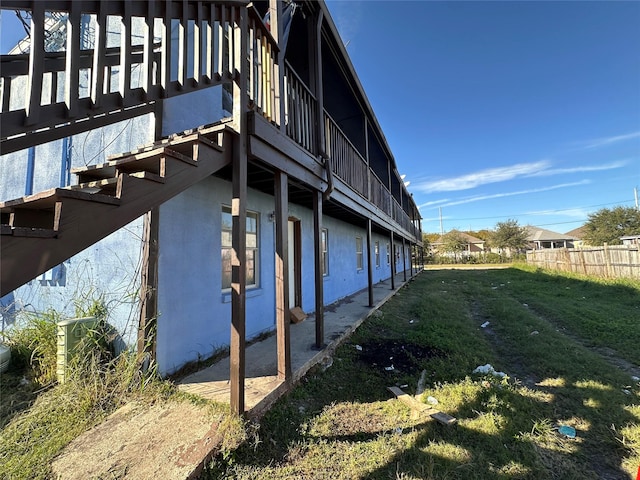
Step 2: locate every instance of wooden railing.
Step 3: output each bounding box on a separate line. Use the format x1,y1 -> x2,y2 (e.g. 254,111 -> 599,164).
370,172 -> 391,216
324,112 -> 368,199
0,0 -> 280,155
284,62 -> 317,154
247,6 -> 279,123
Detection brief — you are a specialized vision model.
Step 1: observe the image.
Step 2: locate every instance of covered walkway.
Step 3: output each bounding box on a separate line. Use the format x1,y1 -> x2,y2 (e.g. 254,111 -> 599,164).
177,270 -> 419,418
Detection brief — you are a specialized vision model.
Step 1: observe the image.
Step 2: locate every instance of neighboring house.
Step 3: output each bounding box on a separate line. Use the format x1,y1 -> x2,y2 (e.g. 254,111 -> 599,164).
620,235 -> 640,245
0,1 -> 423,413
565,226 -> 587,248
432,231 -> 485,257
525,226 -> 575,249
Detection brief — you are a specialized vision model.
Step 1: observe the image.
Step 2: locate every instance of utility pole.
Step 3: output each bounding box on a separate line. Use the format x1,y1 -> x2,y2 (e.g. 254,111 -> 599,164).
635,187 -> 639,210
439,207 -> 443,236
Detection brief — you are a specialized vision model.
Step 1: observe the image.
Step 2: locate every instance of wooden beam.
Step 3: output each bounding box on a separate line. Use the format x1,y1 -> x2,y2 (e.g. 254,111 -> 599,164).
366,218 -> 374,307
274,170 -> 291,381
313,190 -> 324,348
390,232 -> 395,290
387,386 -> 457,426
402,237 -> 407,282
138,208 -> 159,358
230,6 -> 249,415
25,2 -> 44,125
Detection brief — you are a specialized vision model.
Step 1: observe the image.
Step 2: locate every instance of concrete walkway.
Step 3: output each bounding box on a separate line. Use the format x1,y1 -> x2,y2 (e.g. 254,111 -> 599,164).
177,271 -> 416,418
52,270 -> 418,480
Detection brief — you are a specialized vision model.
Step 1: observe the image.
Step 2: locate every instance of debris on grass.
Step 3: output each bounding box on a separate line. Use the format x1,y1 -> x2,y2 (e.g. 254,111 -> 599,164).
354,344 -> 363,351
473,364 -> 507,378
384,365 -> 395,371
557,425 -> 577,439
426,396 -> 438,405
530,330 -> 539,336
416,369 -> 427,397
481,321 -> 490,328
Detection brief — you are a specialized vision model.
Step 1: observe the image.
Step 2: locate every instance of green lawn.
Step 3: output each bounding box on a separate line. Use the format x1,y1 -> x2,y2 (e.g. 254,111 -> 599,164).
204,266 -> 640,479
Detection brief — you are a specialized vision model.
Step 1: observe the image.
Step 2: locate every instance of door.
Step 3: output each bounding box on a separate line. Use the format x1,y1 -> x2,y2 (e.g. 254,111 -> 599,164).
288,219 -> 301,307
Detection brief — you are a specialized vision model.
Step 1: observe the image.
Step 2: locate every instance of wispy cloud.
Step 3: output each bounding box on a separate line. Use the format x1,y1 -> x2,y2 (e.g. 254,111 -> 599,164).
424,181 -> 590,209
528,159 -> 628,177
525,207 -> 589,219
414,161 -> 550,193
414,158 -> 626,194
581,131 -> 640,149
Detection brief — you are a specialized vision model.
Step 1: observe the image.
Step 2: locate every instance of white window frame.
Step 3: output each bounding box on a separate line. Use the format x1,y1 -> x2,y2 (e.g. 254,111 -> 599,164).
375,241 -> 380,268
321,228 -> 329,276
221,206 -> 259,290
356,236 -> 363,271
386,243 -> 390,265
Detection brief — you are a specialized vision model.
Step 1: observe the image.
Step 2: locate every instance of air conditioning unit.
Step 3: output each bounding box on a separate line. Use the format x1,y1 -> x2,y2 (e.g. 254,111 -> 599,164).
56,317 -> 97,383
0,343 -> 10,373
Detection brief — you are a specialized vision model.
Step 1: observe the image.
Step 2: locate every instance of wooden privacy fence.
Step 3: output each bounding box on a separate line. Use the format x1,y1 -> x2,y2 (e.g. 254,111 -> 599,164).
526,245 -> 640,279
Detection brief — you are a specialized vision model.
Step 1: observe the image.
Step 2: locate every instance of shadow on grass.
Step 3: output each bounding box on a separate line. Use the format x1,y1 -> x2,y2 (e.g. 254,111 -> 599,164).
202,267 -> 639,479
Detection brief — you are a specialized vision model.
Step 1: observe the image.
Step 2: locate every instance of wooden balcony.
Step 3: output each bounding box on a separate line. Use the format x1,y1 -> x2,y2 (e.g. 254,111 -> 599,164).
0,0 -> 421,244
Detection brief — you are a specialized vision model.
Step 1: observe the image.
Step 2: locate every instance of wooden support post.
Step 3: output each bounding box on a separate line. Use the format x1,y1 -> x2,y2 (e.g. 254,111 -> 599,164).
230,6 -> 249,415
402,237 -> 407,282
367,219 -> 374,307
390,232 -> 395,290
274,171 -> 291,381
25,2 -> 45,125
313,190 -> 324,348
138,208 -> 159,358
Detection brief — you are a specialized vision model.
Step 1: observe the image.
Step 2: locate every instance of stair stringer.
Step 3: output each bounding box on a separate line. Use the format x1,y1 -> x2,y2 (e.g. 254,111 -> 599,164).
0,126 -> 234,296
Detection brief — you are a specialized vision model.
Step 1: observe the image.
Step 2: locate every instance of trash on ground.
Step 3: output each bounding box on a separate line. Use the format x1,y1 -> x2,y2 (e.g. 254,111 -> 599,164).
426,396 -> 439,405
481,321 -> 490,328
355,344 -> 363,351
385,365 -> 395,371
491,286 -> 498,290
557,425 -> 576,439
409,319 -> 415,324
530,330 -> 539,336
622,389 -> 631,395
473,364 -> 507,378
400,384 -> 408,389
631,376 -> 639,382
523,303 -> 528,307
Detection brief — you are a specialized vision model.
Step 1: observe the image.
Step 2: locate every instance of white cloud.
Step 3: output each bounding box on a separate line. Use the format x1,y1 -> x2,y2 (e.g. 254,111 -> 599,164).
581,131 -> 640,149
528,160 -> 628,177
428,180 -> 590,209
414,161 -> 550,193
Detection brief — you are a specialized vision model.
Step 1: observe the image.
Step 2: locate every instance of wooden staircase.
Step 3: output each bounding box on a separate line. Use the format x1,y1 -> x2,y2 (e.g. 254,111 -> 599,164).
0,122 -> 233,296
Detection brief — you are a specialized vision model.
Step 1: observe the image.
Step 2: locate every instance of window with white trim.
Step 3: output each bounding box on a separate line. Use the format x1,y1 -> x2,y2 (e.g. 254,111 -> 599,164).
221,206 -> 259,289
321,228 -> 329,276
386,243 -> 391,265
356,236 -> 363,270
375,241 -> 380,268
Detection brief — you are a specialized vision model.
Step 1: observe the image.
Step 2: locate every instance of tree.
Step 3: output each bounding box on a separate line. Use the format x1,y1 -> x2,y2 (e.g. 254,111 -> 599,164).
490,219 -> 529,255
583,206 -> 640,246
440,230 -> 467,262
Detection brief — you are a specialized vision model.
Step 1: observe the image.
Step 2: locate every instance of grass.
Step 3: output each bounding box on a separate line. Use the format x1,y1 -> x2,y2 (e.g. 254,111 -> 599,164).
204,265 -> 640,479
0,307 -> 246,480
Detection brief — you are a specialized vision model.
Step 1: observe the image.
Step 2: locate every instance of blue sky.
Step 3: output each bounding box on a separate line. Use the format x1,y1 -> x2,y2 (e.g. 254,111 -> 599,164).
2,3 -> 639,234
326,0 -> 640,234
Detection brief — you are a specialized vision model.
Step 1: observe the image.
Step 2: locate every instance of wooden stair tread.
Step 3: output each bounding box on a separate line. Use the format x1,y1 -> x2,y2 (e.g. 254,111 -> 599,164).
1,187 -> 121,211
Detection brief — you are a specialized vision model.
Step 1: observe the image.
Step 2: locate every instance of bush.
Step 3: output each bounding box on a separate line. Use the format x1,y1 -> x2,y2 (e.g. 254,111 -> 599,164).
2,310 -> 59,386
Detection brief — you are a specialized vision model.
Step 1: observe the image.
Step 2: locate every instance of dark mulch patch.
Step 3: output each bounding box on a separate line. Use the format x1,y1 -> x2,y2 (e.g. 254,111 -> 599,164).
357,340 -> 445,374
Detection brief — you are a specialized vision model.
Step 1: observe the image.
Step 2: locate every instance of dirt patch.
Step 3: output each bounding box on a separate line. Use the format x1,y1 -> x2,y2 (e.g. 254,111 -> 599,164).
52,401 -> 223,480
357,339 -> 444,374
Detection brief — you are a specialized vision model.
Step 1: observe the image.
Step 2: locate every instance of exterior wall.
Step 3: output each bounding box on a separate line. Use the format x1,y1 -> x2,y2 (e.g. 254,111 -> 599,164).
155,176 -> 399,375
0,115 -> 154,342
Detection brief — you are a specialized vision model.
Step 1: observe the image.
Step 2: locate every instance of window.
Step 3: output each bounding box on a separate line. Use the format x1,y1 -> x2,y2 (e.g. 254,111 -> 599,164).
221,206 -> 259,289
375,241 -> 380,268
386,243 -> 390,265
356,236 -> 363,270
321,228 -> 329,276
